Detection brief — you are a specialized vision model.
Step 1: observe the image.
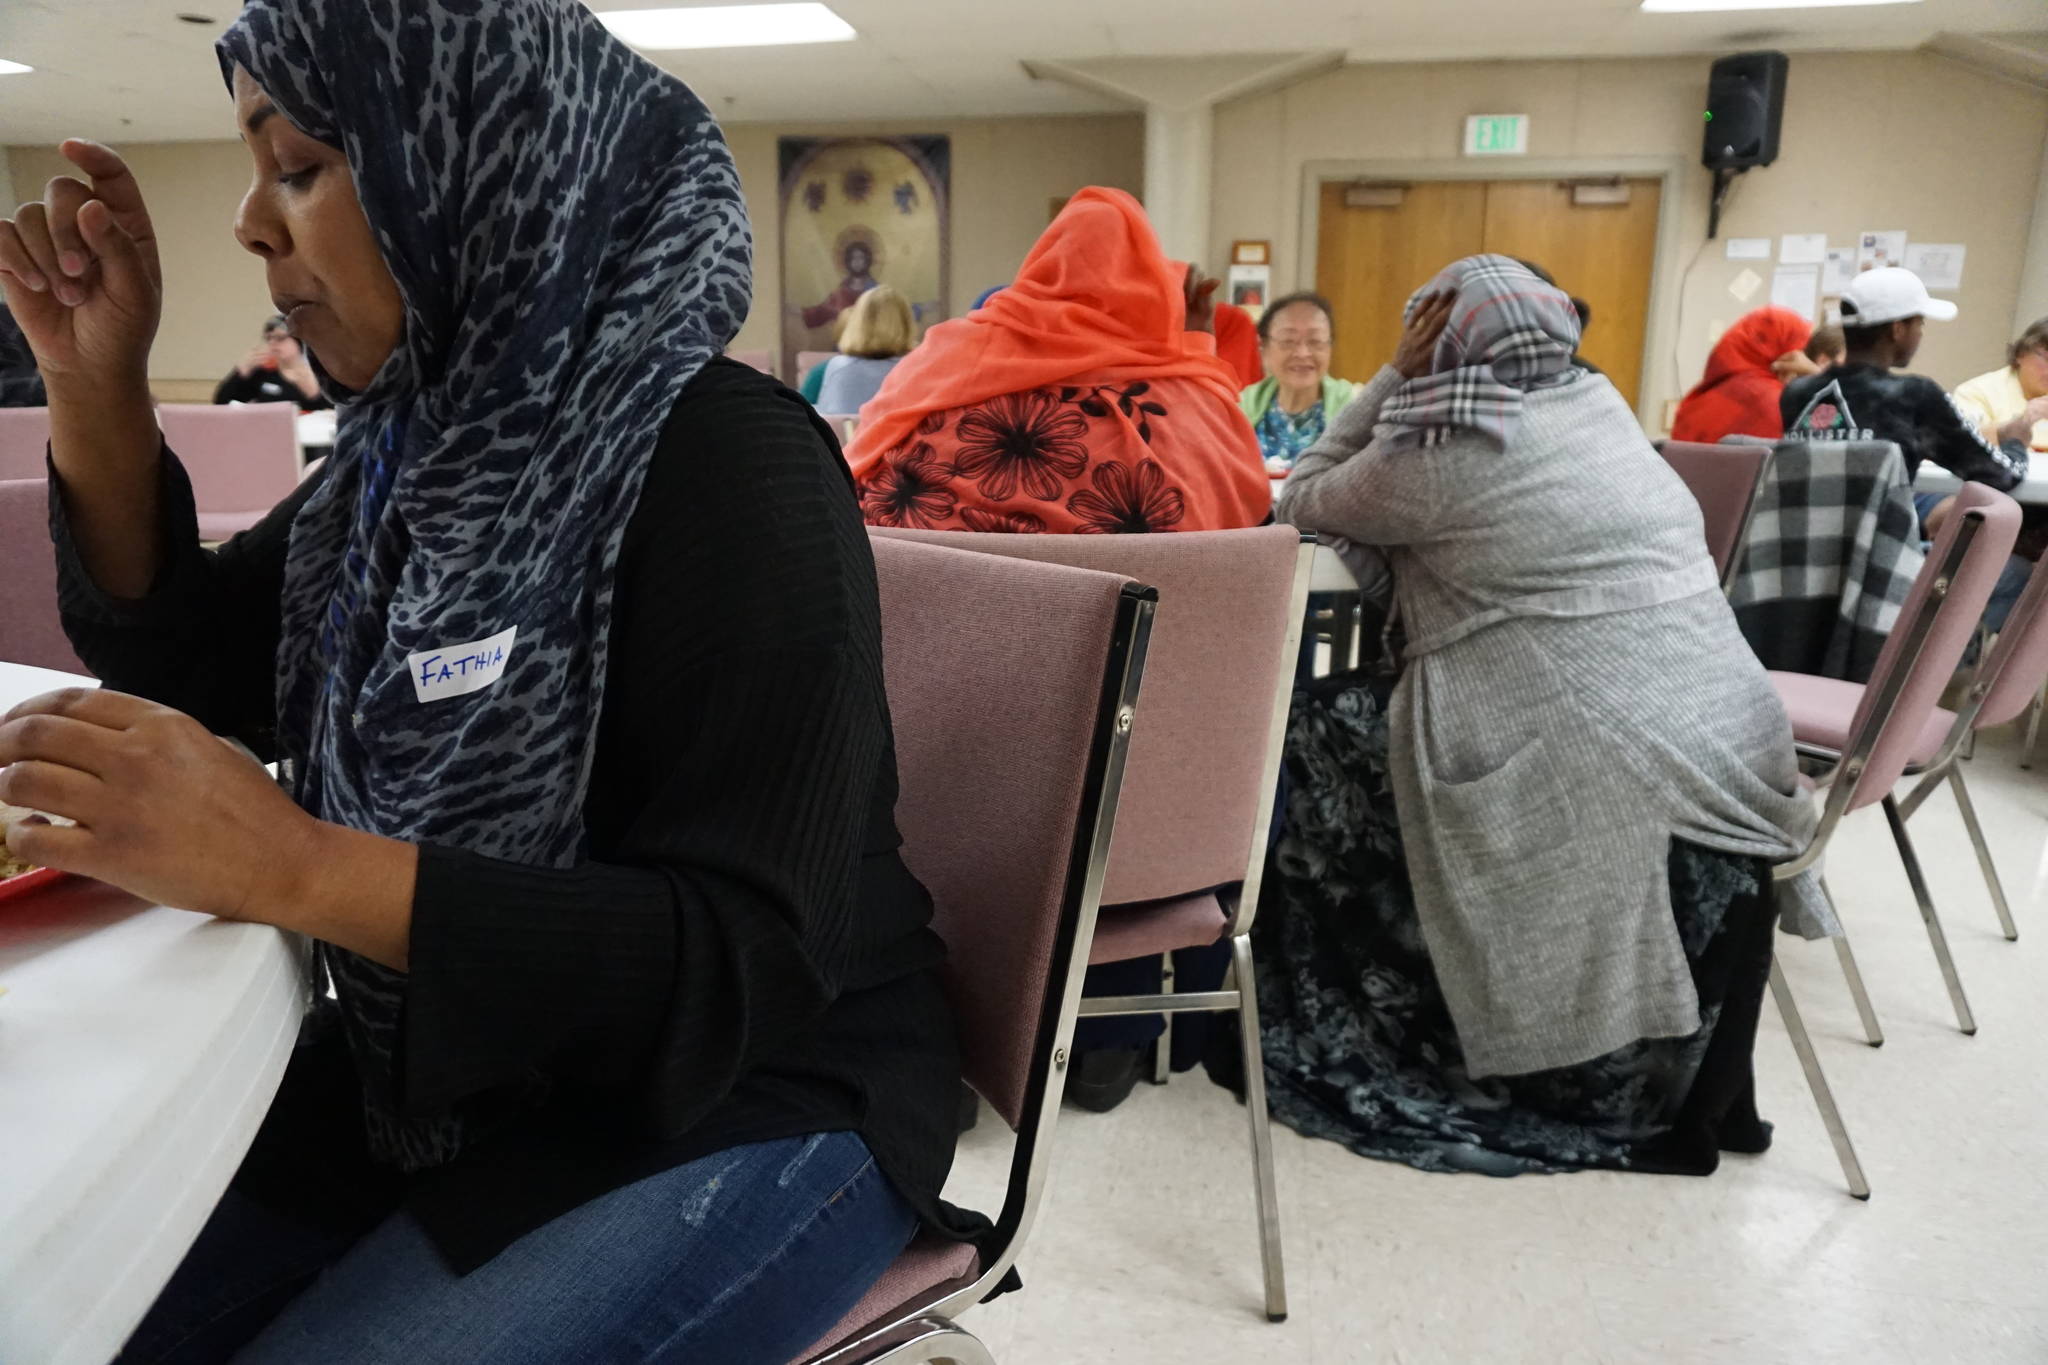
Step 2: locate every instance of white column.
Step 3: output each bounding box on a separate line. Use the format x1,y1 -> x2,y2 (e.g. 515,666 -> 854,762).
2019,133 -> 2048,332
1144,104 -> 1213,265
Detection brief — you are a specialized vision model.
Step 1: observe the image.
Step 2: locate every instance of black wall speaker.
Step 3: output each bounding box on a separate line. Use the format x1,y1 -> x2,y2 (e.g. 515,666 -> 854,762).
1703,51 -> 1788,171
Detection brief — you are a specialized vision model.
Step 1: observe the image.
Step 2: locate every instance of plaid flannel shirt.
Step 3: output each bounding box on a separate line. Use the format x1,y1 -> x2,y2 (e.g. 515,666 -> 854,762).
1729,439 -> 1925,683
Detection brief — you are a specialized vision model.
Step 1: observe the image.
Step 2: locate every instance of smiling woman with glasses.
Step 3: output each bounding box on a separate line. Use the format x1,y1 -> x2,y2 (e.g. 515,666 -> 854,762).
1240,292 -> 1361,473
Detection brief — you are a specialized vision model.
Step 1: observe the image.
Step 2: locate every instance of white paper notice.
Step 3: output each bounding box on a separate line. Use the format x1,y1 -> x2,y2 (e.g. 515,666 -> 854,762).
1779,233 -> 1827,266
1728,268 -> 1763,303
1858,230 -> 1906,272
407,626 -> 518,704
1902,243 -> 1966,291
1770,266 -> 1820,320
1822,247 -> 1858,296
1726,237 -> 1771,261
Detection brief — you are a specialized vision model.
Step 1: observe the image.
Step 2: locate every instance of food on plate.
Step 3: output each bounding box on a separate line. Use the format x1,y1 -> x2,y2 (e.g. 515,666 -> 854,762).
1,803 -> 39,879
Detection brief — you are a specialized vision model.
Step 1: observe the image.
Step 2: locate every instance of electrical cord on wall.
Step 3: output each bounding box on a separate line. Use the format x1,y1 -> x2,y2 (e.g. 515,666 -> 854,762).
1670,172 -> 1747,401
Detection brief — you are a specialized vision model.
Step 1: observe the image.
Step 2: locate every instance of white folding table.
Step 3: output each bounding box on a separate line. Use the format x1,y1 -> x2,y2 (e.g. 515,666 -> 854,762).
0,661 -> 308,1365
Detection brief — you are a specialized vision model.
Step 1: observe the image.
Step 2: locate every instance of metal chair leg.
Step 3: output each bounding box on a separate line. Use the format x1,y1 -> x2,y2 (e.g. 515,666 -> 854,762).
1769,956 -> 1871,1200
2023,683 -> 2046,770
1882,795 -> 1978,1034
1229,933 -> 1288,1322
1948,767 -> 2019,941
1152,952 -> 1174,1085
1818,877 -> 1882,1047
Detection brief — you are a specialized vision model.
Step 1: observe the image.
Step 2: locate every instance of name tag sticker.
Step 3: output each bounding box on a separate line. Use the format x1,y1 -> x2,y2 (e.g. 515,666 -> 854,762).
407,626 -> 518,704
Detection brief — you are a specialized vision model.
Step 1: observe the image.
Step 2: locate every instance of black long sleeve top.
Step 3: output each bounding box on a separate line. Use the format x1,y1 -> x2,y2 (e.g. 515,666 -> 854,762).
51,358 -> 966,1272
1781,363 -> 2028,489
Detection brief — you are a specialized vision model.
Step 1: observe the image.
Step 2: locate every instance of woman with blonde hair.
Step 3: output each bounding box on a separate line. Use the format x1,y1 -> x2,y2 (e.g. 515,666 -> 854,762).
815,283 -> 916,415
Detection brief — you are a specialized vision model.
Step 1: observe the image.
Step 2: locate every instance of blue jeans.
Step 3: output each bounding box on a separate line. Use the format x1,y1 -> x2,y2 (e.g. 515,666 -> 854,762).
118,1132 -> 916,1365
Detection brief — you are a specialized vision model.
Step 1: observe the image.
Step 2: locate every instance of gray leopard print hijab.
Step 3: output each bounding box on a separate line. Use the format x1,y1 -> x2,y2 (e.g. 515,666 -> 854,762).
218,0 -> 751,1168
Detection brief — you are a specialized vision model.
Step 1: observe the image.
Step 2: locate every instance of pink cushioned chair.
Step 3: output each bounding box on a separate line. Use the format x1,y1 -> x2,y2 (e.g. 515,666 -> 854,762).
154,404 -> 303,541
792,533 -> 1155,1365
797,349 -> 834,382
875,525 -> 1313,1323
1770,482 -> 2022,1049
0,478 -> 86,673
1776,494 -> 2046,1046
0,406 -> 51,482
1657,439 -> 1773,591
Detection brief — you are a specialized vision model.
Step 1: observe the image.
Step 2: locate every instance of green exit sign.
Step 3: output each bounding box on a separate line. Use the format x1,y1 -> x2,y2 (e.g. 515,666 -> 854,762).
1464,113 -> 1529,157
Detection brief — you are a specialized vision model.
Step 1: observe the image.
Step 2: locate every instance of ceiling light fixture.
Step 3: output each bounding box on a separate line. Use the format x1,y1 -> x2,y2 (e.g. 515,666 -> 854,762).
1641,0 -> 1917,10
0,59 -> 32,76
595,3 -> 856,50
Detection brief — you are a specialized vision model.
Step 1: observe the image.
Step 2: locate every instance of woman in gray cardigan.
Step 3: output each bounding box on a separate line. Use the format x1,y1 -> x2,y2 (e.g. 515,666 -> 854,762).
1255,255 -> 1827,1177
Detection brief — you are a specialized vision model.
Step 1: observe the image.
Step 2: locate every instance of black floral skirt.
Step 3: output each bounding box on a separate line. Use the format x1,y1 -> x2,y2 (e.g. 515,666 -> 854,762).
1241,670 -> 1777,1177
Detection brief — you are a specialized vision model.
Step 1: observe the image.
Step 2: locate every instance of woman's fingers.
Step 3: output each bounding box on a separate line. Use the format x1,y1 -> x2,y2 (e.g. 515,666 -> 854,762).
3,818 -> 90,875
0,758 -> 102,824
0,218 -> 50,295
8,203 -> 69,304
2,686 -> 159,730
43,175 -> 93,281
0,709 -> 123,778
76,199 -> 150,310
61,141 -> 155,248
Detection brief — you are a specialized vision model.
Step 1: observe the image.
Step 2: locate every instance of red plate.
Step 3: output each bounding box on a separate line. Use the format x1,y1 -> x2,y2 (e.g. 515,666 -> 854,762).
0,867 -> 68,904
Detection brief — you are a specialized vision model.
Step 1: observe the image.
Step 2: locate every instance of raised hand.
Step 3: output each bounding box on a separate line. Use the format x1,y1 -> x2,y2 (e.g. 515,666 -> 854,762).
1182,263 -> 1221,335
0,140 -> 162,386
1393,292 -> 1456,379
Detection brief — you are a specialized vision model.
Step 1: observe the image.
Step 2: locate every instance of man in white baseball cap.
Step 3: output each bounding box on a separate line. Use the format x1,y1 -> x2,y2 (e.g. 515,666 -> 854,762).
1782,266 -> 2026,536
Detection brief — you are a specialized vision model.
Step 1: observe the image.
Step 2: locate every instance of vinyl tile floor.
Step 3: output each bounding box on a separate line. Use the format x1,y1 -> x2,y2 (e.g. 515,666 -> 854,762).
937,726 -> 2048,1365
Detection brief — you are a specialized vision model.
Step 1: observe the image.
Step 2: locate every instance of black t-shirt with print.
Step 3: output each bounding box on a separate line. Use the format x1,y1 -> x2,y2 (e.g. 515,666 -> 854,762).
1779,362 -> 2026,489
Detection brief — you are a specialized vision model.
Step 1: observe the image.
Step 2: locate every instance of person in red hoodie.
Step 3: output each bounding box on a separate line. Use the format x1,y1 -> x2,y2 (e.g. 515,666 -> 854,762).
1670,306 -> 1816,444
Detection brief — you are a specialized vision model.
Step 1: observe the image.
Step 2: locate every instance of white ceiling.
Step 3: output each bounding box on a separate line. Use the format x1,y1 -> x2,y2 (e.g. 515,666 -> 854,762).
0,0 -> 2043,146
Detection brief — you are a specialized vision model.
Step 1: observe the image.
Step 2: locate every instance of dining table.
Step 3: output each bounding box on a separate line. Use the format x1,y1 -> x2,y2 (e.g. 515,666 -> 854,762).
0,661 -> 309,1365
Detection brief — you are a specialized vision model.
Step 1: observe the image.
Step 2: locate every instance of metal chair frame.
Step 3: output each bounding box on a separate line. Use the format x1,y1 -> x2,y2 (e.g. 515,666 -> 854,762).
1072,535 -> 1315,1324
1765,507 -> 1995,1200
806,585 -> 1156,1365
1790,508 -> 2016,1051
1717,444 -> 1775,595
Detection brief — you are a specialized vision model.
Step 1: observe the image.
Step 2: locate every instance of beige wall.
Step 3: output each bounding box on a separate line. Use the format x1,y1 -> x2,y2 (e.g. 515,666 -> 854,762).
721,113 -> 1144,356
1211,51 -> 2048,424
10,113 -> 1143,383
9,140 -> 274,390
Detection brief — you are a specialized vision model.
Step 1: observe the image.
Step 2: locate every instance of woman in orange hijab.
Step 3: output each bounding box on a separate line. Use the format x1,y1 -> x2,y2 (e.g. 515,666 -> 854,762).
1670,306 -> 1817,445
846,187 -> 1270,534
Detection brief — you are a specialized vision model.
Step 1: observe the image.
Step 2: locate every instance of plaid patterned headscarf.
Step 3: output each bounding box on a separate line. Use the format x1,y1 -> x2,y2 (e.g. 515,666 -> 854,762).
1376,254 -> 1583,452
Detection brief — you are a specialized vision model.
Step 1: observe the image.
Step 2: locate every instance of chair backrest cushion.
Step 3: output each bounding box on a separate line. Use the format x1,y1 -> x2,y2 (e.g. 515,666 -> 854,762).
797,349 -> 834,378
869,532 -> 1137,1126
1658,440 -> 1769,580
154,404 -> 302,515
1974,552 -> 2048,731
874,525 -> 1301,905
0,406 -> 50,481
1847,481 -> 2020,808
0,478 -> 86,673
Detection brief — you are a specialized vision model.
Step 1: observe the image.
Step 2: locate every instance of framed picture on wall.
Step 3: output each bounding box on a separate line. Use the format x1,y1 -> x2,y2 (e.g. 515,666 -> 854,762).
778,135 -> 951,382
1231,240 -> 1271,266
1227,263 -> 1272,315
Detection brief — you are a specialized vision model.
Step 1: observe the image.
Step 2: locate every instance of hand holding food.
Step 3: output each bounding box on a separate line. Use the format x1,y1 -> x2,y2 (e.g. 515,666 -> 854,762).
0,802 -> 38,879
0,688 -> 318,920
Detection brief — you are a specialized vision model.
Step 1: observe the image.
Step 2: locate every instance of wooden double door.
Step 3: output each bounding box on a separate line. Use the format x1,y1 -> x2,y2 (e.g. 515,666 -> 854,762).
1315,177 -> 1662,409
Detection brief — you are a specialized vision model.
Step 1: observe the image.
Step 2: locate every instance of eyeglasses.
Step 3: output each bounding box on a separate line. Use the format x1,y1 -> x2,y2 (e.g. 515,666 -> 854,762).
1267,336 -> 1332,354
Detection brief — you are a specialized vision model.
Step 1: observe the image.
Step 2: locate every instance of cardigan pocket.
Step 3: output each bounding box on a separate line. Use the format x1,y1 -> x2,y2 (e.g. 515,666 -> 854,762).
1429,735 -> 1577,862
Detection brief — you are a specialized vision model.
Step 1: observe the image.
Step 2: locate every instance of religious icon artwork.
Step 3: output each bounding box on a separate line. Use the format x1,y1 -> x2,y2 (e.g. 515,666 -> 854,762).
779,136 -> 949,380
